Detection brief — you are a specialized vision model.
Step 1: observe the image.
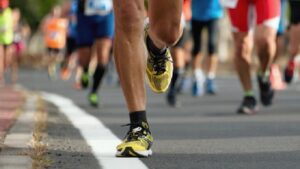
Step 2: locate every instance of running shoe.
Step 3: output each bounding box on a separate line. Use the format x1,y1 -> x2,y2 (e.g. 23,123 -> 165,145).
116,123 -> 153,158
284,59 -> 297,84
205,78 -> 216,95
88,92 -> 98,107
81,72 -> 89,89
145,26 -> 173,93
237,96 -> 258,115
257,75 -> 274,106
166,90 -> 180,107
73,82 -> 82,90
192,81 -> 203,97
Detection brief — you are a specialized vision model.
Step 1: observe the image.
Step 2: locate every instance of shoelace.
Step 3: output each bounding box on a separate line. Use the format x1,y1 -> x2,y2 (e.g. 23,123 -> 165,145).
121,124 -> 145,141
149,54 -> 172,75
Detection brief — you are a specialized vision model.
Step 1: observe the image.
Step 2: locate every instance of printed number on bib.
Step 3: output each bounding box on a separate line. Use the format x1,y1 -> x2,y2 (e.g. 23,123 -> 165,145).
219,0 -> 238,8
85,0 -> 112,16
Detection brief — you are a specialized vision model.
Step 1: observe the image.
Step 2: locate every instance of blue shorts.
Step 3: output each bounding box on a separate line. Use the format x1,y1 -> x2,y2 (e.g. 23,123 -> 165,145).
76,11 -> 114,47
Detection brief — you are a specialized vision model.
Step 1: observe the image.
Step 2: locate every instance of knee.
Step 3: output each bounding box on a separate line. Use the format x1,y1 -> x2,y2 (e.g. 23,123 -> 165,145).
192,45 -> 201,57
255,34 -> 275,51
115,5 -> 144,36
153,21 -> 182,46
255,30 -> 276,50
289,45 -> 300,57
208,42 -> 216,55
234,38 -> 252,61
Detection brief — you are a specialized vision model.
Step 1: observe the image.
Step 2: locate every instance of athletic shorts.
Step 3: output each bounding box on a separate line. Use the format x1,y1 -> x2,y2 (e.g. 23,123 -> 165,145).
66,37 -> 77,55
191,19 -> 219,56
289,0 -> 300,25
228,0 -> 281,32
13,41 -> 25,55
76,11 -> 114,47
277,0 -> 287,36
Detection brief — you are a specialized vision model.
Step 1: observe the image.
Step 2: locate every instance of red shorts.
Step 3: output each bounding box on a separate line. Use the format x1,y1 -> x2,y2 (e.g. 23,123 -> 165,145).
228,0 -> 280,32
13,42 -> 25,55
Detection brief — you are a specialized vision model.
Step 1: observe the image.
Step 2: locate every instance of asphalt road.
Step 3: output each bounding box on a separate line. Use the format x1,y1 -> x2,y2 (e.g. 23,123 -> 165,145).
18,68 -> 300,169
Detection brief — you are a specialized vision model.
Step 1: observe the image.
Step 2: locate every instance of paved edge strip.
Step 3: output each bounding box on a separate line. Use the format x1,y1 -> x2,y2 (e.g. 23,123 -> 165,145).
0,92 -> 37,169
42,92 -> 148,169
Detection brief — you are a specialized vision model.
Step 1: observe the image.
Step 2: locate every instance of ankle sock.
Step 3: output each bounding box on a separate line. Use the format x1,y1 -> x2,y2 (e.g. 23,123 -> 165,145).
146,35 -> 166,56
129,111 -> 149,130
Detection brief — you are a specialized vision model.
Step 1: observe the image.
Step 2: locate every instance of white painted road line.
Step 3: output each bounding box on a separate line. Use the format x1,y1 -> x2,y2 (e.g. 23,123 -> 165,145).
42,92 -> 148,169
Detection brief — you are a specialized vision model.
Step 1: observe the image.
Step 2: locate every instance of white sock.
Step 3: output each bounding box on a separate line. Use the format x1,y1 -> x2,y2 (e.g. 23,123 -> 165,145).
207,72 -> 216,80
194,69 -> 205,84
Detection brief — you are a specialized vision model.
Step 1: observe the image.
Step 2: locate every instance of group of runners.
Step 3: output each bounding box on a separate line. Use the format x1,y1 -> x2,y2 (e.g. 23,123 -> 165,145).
2,0 -> 300,158
0,0 -> 29,85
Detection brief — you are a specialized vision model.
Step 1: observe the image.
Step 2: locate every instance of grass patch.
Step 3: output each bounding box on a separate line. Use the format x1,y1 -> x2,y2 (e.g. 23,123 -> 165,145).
21,95 -> 51,169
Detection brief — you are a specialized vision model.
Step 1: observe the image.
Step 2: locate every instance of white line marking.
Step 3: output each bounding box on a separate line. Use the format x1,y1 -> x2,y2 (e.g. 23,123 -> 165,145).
42,92 -> 148,169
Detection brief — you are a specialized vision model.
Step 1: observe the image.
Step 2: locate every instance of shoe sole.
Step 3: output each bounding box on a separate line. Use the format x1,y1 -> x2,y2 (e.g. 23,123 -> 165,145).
116,147 -> 152,158
146,64 -> 173,93
89,102 -> 98,108
237,106 -> 259,115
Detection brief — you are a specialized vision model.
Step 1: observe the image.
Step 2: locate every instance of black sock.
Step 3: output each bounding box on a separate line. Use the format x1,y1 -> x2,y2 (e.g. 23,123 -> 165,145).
83,67 -> 89,74
169,67 -> 184,93
129,111 -> 149,130
146,35 -> 166,56
91,64 -> 106,93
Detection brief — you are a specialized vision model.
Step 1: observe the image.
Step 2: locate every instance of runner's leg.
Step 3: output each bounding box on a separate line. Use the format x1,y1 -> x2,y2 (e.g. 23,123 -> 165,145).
254,0 -> 280,106
148,0 -> 182,47
0,45 -> 4,83
114,0 -> 153,157
205,19 -> 219,94
229,0 -> 258,114
284,0 -> 300,83
113,0 -> 146,112
92,38 -> 111,94
191,19 -> 205,96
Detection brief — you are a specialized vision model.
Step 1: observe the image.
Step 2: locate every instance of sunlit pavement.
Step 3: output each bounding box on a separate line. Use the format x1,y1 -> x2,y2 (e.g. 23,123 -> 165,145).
1,68 -> 300,169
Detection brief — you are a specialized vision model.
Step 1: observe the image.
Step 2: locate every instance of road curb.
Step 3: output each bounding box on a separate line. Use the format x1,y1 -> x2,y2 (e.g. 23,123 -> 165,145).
0,92 -> 37,169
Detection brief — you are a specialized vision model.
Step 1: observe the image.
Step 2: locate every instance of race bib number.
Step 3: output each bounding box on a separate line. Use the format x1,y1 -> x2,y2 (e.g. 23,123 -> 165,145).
219,0 -> 238,8
48,31 -> 59,40
85,0 -> 113,16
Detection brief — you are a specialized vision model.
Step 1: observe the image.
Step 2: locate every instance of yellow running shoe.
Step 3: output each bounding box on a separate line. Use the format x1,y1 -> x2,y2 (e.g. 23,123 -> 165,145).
116,123 -> 153,158
145,27 -> 173,93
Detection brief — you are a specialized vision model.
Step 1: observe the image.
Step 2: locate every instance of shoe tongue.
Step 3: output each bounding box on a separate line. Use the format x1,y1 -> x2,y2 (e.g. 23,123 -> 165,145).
130,122 -> 149,132
132,126 -> 142,133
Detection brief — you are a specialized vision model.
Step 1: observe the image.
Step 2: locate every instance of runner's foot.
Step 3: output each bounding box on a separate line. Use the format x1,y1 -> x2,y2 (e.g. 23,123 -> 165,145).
116,123 -> 153,158
237,96 -> 259,115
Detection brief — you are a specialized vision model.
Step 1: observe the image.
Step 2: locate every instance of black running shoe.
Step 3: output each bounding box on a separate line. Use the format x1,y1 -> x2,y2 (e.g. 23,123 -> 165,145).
237,96 -> 258,115
258,75 -> 274,106
166,90 -> 180,107
284,59 -> 296,84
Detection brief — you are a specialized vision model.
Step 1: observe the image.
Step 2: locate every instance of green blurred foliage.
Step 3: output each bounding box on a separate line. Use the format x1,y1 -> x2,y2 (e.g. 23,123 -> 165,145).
10,0 -> 63,30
